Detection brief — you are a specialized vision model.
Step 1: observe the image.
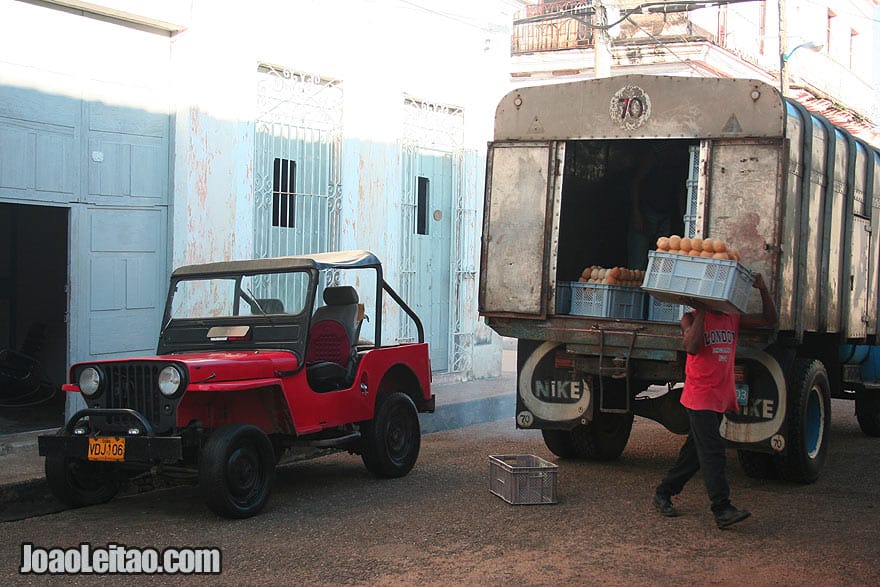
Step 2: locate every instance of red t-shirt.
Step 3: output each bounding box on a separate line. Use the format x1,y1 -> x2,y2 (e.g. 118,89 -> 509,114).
680,311 -> 739,413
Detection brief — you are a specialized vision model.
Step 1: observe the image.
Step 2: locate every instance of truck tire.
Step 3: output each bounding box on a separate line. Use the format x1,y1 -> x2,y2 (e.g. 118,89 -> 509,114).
778,358 -> 831,484
736,450 -> 778,480
199,424 -> 276,519
541,411 -> 634,461
45,453 -> 119,508
361,392 -> 421,478
855,391 -> 880,437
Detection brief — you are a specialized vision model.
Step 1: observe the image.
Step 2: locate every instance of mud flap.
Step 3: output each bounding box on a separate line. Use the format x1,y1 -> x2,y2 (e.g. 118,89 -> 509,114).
516,340 -> 591,429
721,347 -> 787,453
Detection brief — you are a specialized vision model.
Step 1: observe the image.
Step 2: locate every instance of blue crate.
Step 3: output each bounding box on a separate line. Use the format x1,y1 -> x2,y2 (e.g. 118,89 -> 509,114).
563,282 -> 645,319
683,214 -> 698,239
641,251 -> 754,313
648,295 -> 687,323
556,282 -> 572,314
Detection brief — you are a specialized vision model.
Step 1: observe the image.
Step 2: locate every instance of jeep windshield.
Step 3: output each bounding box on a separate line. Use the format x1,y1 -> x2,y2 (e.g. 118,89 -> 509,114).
169,271 -> 312,320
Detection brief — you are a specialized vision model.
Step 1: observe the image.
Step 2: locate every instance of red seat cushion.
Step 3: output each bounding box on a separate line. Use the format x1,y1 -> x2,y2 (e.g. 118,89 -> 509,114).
306,320 -> 351,367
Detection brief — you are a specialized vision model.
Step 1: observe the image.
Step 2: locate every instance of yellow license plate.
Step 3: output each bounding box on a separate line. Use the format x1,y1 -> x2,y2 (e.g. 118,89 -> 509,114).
87,437 -> 125,462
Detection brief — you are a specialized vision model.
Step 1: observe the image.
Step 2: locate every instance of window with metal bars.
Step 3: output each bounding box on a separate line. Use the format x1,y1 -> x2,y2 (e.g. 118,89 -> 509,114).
416,176 -> 429,235
273,158 -> 296,228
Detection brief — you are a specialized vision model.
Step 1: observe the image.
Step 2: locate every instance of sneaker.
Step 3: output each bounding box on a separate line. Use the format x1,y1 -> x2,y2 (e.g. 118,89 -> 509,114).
653,494 -> 681,517
715,506 -> 751,529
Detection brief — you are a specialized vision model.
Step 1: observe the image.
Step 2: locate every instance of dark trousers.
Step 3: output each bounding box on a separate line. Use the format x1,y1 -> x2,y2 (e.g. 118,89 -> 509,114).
656,409 -> 731,513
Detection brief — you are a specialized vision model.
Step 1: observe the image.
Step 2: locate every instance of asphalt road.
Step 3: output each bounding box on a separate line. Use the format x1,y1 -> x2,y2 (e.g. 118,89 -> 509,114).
1,398 -> 879,586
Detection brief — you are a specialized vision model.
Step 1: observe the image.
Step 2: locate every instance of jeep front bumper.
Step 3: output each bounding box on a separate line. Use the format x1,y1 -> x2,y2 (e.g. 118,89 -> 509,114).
37,408 -> 183,464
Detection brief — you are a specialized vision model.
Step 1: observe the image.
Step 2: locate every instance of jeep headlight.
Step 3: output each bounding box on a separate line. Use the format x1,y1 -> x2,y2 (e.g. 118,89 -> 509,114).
158,365 -> 183,397
79,367 -> 101,396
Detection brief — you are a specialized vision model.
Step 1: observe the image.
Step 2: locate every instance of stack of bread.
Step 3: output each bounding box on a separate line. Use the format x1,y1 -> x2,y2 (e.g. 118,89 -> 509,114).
578,266 -> 645,286
655,235 -> 740,261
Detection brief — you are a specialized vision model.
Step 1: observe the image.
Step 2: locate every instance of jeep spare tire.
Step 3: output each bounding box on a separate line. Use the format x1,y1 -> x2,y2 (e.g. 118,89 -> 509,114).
200,423 -> 276,519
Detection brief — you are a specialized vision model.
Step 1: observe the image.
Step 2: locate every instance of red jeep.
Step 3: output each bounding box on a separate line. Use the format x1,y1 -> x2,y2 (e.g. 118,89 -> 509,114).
38,251 -> 434,518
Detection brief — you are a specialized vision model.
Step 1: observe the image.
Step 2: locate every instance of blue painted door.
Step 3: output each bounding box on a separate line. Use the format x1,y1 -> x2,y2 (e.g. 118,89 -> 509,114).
67,205 -> 168,416
412,149 -> 453,370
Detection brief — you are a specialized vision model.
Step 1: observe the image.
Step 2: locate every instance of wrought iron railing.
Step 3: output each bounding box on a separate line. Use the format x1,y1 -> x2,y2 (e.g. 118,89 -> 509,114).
512,0 -> 596,54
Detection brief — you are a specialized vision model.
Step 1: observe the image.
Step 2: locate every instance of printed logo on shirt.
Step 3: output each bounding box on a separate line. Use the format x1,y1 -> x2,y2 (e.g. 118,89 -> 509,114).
703,329 -> 735,346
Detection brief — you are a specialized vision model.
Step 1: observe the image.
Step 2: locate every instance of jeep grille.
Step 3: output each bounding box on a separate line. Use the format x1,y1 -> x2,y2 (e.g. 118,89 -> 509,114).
100,363 -> 164,431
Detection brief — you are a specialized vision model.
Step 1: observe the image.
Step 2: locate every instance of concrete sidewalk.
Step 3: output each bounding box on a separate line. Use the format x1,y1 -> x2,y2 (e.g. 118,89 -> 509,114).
0,366 -> 517,521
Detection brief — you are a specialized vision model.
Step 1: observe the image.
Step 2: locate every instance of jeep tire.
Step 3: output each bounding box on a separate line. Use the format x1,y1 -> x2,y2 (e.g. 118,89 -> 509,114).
45,452 -> 119,508
200,423 -> 276,519
361,392 -> 421,478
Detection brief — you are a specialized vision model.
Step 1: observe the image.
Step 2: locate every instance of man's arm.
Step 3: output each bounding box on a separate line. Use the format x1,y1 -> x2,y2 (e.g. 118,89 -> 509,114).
740,273 -> 777,329
681,307 -> 705,355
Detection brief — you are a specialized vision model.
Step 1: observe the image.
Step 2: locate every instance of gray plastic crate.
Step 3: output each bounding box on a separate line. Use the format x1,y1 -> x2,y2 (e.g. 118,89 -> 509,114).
563,282 -> 645,319
555,282 -> 572,314
648,295 -> 687,323
489,454 -> 558,505
641,251 -> 754,313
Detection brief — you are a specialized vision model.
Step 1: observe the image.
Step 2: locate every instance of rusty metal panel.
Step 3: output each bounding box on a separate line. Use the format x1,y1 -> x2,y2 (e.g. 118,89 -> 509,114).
869,152 -> 880,336
849,217 -> 871,338
823,129 -> 850,333
495,76 -> 784,142
803,125 -> 829,332
778,110 -> 803,331
480,143 -> 554,315
705,141 -> 783,316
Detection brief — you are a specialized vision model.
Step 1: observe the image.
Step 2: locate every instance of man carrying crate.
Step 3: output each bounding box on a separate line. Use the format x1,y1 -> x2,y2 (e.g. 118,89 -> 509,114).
652,273 -> 777,529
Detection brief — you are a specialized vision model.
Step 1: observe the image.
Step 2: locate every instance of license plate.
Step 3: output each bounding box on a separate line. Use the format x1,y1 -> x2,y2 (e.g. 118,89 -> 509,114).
735,383 -> 749,406
87,437 -> 125,462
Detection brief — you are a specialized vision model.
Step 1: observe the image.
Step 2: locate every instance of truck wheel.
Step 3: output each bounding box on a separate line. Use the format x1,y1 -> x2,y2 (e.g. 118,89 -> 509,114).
542,411 -> 634,461
199,424 -> 276,519
44,454 -> 119,507
541,429 -> 577,458
361,392 -> 421,478
778,358 -> 831,484
855,391 -> 880,437
736,450 -> 778,480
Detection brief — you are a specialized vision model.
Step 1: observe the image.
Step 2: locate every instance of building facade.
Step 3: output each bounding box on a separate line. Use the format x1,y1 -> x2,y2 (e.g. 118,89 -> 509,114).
0,0 -> 523,429
509,0 -> 879,144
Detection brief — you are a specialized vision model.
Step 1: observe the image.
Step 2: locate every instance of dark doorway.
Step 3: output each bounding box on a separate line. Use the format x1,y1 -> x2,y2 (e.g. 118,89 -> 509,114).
0,203 -> 68,433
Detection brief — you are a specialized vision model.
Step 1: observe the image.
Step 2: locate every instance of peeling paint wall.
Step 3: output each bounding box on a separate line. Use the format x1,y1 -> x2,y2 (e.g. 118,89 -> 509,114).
169,0 -> 517,377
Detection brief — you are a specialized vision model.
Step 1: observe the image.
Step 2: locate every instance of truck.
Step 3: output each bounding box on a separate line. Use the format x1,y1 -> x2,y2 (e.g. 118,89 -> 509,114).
479,75 -> 880,483
39,250 -> 433,518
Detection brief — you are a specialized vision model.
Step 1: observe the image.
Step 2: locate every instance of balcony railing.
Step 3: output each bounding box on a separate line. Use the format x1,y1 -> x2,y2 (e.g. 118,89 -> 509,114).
512,0 -> 596,53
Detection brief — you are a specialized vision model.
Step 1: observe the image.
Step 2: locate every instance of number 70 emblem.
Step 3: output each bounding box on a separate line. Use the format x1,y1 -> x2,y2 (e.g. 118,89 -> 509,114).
610,85 -> 652,130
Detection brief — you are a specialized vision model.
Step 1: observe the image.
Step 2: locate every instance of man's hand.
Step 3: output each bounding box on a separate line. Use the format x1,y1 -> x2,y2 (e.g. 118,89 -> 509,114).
753,273 -> 767,292
741,272 -> 777,328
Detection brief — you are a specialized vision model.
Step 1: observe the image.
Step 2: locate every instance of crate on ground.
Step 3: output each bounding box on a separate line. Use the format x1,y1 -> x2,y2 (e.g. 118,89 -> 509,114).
648,295 -> 687,323
641,251 -> 754,313
558,281 -> 645,319
489,454 -> 558,505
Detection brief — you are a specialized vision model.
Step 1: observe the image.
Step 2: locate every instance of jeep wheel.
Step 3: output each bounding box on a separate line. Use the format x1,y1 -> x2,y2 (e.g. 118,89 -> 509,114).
45,454 -> 119,508
361,392 -> 421,478
200,424 -> 276,519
